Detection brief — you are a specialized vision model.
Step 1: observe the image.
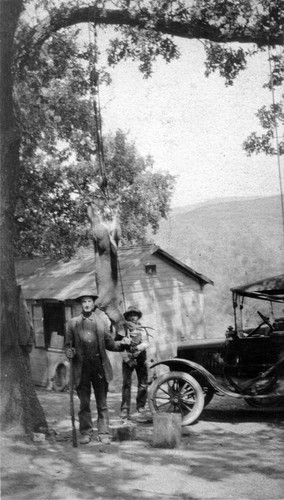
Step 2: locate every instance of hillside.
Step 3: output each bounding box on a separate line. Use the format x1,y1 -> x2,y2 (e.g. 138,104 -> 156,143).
151,195 -> 284,337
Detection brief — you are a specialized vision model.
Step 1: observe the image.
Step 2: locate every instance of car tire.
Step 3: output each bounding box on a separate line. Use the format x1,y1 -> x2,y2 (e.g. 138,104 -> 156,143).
148,371 -> 205,426
244,396 -> 284,408
190,370 -> 215,406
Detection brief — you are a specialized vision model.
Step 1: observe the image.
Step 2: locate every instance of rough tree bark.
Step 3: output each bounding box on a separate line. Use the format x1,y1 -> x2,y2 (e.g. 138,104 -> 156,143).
0,0 -> 47,434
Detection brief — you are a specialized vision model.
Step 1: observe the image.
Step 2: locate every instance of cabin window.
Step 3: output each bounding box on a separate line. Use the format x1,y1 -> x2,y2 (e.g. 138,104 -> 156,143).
145,264 -> 157,276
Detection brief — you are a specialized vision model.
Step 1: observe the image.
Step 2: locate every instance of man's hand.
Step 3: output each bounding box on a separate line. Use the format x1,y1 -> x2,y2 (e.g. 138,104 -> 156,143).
120,337 -> 131,350
66,348 -> 75,359
130,345 -> 140,357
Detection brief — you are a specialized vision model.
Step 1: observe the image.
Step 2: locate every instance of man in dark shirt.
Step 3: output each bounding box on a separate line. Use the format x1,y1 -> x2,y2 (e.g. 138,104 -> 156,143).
65,291 -> 130,445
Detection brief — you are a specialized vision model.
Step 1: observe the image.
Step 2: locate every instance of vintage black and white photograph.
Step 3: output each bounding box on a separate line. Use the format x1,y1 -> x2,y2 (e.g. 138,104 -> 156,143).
1,1 -> 284,499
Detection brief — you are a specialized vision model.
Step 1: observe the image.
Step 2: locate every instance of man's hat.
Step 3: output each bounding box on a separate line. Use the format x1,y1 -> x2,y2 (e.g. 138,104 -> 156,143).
75,289 -> 98,303
123,306 -> 142,320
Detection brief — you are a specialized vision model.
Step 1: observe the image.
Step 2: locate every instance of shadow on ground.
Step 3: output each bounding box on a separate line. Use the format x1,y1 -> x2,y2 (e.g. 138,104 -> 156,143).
1,388 -> 284,500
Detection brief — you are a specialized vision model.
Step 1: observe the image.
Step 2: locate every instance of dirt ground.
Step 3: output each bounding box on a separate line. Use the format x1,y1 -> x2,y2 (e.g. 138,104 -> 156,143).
1,387 -> 284,500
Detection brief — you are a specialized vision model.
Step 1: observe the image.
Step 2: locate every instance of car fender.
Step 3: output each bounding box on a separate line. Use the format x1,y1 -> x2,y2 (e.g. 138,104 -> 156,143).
150,358 -> 238,397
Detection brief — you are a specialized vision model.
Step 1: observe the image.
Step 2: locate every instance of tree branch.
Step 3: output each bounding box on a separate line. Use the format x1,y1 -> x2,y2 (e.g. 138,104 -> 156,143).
18,5 -> 283,70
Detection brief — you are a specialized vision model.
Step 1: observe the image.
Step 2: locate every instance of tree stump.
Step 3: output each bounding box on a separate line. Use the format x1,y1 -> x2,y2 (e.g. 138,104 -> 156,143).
152,413 -> 182,448
110,422 -> 137,441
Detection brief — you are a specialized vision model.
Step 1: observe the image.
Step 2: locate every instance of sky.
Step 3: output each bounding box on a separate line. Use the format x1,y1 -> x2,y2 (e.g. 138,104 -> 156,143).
23,2 -> 283,209
96,34 -> 283,208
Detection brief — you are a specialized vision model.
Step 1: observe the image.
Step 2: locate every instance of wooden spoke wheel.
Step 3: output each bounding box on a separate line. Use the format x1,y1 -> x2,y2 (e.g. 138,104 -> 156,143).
190,370 -> 215,406
148,371 -> 205,426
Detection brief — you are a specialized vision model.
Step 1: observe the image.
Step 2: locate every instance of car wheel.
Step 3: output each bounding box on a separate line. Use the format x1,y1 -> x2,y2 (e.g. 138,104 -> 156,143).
148,371 -> 205,426
190,370 -> 215,406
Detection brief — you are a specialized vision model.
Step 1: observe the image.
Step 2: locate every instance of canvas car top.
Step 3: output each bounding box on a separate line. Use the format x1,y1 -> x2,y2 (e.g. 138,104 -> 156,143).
231,274 -> 284,302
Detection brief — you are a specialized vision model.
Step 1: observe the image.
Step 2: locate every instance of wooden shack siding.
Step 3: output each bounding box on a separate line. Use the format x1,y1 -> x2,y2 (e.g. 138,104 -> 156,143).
120,257 -> 202,290
121,266 -> 201,289
119,275 -> 201,292
147,253 -> 202,285
153,283 -> 205,360
117,280 -> 156,295
22,246 -> 211,389
118,283 -> 205,365
150,259 -> 201,287
118,281 -> 201,295
121,288 -> 156,323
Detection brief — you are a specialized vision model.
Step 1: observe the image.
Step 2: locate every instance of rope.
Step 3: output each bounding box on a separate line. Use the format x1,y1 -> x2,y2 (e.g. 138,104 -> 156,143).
88,7 -> 109,200
88,6 -> 128,316
267,37 -> 284,245
117,254 -> 127,311
232,293 -> 237,330
240,295 -> 244,331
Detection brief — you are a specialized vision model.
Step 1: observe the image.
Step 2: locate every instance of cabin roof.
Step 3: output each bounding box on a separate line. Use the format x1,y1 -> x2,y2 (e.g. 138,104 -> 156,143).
15,244 -> 213,301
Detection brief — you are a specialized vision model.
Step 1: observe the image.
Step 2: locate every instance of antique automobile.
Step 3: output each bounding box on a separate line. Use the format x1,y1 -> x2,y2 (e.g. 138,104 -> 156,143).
148,274 -> 284,425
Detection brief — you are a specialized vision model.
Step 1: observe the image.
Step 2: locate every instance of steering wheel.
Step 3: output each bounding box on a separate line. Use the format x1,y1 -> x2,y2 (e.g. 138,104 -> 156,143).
246,311 -> 275,337
246,323 -> 262,337
257,311 -> 275,332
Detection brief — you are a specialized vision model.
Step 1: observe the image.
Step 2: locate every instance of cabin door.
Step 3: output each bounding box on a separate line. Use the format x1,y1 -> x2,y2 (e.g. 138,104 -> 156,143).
42,301 -> 65,348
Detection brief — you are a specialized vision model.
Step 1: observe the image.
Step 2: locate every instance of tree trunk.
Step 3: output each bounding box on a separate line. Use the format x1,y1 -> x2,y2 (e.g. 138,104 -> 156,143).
0,0 -> 47,434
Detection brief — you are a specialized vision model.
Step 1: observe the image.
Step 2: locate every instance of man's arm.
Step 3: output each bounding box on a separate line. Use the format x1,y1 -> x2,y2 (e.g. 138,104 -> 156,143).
104,330 -> 131,352
100,313 -> 130,351
135,327 -> 150,352
65,320 -> 76,358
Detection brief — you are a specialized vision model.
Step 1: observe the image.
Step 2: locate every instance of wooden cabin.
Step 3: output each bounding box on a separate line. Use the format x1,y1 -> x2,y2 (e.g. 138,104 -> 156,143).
16,244 -> 213,390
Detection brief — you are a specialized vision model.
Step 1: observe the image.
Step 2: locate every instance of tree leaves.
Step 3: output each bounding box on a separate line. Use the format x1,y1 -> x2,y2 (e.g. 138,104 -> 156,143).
14,0 -> 284,257
107,27 -> 180,78
15,128 -> 175,258
204,42 -> 248,85
243,51 -> 284,157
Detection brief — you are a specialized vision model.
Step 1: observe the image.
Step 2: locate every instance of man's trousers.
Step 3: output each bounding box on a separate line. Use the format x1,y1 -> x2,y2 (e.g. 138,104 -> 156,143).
77,358 -> 109,436
121,351 -> 148,414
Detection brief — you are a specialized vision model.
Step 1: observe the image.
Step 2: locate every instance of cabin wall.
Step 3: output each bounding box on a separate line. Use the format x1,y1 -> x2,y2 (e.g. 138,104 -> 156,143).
108,254 -> 206,387
26,254 -> 206,391
27,301 -> 69,388
119,253 -> 205,358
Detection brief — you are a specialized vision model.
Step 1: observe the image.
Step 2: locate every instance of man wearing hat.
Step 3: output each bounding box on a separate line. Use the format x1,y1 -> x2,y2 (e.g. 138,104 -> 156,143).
117,306 -> 149,420
65,290 -> 130,445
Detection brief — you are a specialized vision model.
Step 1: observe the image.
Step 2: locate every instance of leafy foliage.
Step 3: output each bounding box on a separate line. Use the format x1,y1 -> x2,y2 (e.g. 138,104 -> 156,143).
243,51 -> 284,156
203,42 -> 252,86
15,131 -> 175,259
13,24 -> 175,259
18,1 -> 284,81
103,0 -> 283,82
14,0 -> 284,258
107,26 -> 180,78
15,30 -> 99,162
